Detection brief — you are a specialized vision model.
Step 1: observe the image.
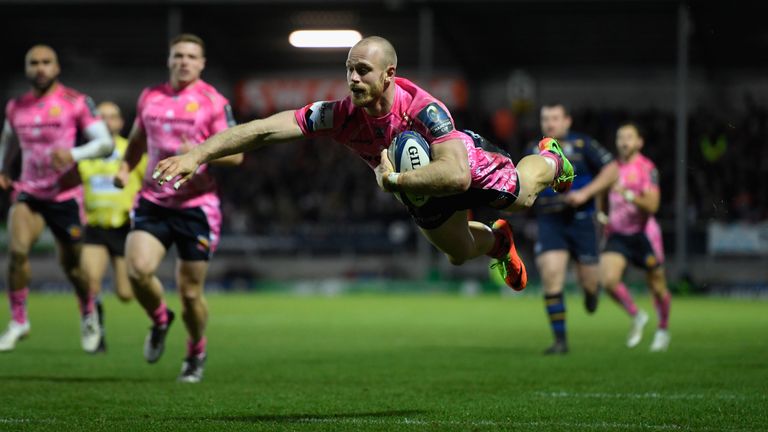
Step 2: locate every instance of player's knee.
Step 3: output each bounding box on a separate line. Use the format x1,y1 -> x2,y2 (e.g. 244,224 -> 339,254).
115,283 -> 134,302
126,259 -> 154,287
179,288 -> 204,305
116,291 -> 133,303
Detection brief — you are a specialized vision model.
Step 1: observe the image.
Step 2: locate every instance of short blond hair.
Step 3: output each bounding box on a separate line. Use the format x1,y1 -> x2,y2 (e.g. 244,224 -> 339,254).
170,33 -> 205,56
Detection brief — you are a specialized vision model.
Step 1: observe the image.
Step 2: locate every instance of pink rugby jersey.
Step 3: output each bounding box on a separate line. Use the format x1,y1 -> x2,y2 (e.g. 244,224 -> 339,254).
294,77 -> 518,195
135,79 -> 235,209
5,84 -> 100,201
608,153 -> 660,236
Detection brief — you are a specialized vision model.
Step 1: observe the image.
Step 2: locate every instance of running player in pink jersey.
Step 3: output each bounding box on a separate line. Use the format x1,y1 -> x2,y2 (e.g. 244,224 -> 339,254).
114,34 -> 242,383
599,123 -> 671,352
153,36 -> 575,297
0,45 -> 114,353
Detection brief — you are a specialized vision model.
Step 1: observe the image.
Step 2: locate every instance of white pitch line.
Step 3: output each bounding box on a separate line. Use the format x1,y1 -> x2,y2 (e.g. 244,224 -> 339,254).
292,417 -> 695,431
0,418 -> 55,424
535,391 -> 750,400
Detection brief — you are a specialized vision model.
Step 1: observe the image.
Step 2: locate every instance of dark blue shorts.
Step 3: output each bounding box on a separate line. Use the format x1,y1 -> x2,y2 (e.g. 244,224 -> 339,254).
604,232 -> 661,270
16,192 -> 83,244
84,224 -> 130,257
534,211 -> 599,264
132,198 -> 214,261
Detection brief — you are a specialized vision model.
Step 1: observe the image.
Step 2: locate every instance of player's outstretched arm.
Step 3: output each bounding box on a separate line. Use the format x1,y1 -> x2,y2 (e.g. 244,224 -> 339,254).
565,161 -> 619,207
380,138 -> 471,196
153,110 -> 304,190
114,122 -> 148,189
71,121 -> 114,161
629,187 -> 660,214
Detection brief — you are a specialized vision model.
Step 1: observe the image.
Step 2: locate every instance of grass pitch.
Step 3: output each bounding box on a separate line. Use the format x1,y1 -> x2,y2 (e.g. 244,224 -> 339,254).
0,291 -> 766,431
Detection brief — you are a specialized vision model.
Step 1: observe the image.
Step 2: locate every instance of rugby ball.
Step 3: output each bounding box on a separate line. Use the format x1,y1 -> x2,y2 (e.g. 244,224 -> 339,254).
387,131 -> 431,207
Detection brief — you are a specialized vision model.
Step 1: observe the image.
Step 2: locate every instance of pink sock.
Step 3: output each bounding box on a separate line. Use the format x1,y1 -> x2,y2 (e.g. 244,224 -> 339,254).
609,282 -> 638,317
8,287 -> 29,324
187,337 -> 207,358
150,302 -> 169,327
539,149 -> 563,178
77,294 -> 96,316
654,292 -> 671,330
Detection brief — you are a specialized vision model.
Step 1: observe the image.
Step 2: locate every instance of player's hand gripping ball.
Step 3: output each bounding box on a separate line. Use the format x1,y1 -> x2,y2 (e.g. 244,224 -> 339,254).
387,131 -> 432,207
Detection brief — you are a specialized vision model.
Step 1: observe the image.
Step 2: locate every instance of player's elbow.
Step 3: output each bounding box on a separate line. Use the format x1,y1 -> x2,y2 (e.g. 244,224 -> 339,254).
449,167 -> 472,194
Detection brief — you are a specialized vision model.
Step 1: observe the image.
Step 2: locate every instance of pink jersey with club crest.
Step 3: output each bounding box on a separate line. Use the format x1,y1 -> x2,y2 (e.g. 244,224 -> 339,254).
5,84 -> 100,201
294,77 -> 518,195
608,153 -> 660,236
135,79 -> 235,209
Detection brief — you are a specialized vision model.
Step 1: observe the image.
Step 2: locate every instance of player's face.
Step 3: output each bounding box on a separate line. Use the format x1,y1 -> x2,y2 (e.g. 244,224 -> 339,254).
25,47 -> 60,92
616,126 -> 643,159
97,103 -> 124,136
168,42 -> 205,86
540,106 -> 571,139
346,45 -> 389,108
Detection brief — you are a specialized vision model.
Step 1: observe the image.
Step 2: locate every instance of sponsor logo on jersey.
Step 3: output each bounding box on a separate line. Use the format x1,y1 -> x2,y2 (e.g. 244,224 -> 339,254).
417,102 -> 453,138
305,101 -> 335,132
185,101 -> 200,113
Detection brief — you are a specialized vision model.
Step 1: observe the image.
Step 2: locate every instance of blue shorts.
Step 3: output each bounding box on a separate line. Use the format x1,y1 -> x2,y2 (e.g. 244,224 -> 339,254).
132,198 -> 215,261
534,210 -> 599,264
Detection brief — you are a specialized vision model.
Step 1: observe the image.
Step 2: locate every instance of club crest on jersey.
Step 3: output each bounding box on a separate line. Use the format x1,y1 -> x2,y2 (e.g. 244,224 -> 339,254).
185,101 -> 199,112
306,101 -> 335,132
68,225 -> 82,240
417,102 -> 453,138
49,105 -> 62,117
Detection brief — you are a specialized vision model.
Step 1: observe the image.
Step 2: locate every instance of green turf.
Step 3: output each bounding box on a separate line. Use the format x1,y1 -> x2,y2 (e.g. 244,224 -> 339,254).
0,292 -> 765,431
